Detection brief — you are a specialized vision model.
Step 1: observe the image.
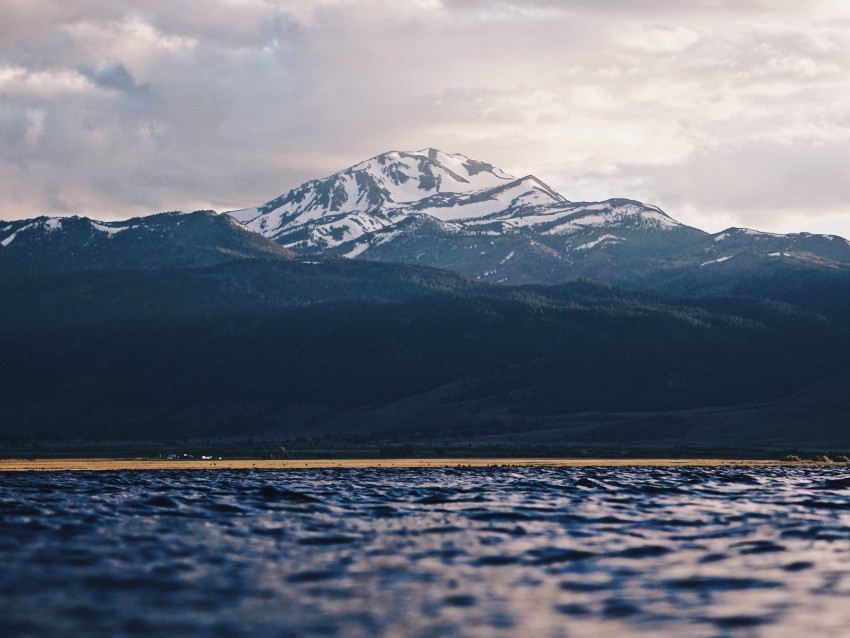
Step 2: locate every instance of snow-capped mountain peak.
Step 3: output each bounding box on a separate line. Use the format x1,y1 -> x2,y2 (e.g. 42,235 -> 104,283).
225,150 -> 703,257
344,148 -> 516,204
228,148 -> 526,245
224,149 -> 850,284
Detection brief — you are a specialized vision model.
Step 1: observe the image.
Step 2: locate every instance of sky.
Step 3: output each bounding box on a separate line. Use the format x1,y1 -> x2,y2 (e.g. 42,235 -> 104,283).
1,0 -> 849,237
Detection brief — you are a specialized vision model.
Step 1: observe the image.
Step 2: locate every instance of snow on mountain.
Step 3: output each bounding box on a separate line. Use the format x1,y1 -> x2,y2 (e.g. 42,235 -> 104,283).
706,227 -> 850,263
229,150 -> 619,254
229,148 -> 519,245
0,216 -> 137,247
480,198 -> 681,234
222,148 -> 850,284
7,147 -> 848,289
227,150 -> 688,253
229,148 -> 676,257
405,175 -> 565,221
0,210 -> 293,270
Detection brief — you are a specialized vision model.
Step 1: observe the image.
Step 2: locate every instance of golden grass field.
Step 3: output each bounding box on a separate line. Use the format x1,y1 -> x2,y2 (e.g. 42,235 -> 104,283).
0,457 -> 811,472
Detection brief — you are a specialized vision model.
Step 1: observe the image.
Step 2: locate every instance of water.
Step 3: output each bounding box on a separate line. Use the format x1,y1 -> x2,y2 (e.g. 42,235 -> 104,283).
1,466 -> 849,637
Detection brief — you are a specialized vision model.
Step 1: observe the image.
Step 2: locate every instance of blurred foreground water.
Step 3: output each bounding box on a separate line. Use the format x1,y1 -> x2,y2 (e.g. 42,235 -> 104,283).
1,466 -> 849,637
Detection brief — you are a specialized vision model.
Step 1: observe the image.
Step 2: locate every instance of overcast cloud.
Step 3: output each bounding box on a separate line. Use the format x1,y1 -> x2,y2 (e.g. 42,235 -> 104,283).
1,0 -> 849,236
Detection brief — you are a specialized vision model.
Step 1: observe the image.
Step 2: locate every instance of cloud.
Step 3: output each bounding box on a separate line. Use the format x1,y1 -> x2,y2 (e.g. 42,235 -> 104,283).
634,139 -> 850,234
0,0 -> 848,239
80,61 -> 144,93
615,25 -> 700,53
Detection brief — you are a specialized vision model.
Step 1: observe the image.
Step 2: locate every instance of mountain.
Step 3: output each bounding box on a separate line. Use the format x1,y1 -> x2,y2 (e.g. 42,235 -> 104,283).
228,148 -> 530,238
4,152 -> 850,452
228,149 -> 850,287
0,210 -> 293,274
3,204 -> 850,451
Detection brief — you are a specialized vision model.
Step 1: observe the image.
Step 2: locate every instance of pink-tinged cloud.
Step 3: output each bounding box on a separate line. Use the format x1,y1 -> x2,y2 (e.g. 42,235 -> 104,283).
0,0 -> 848,238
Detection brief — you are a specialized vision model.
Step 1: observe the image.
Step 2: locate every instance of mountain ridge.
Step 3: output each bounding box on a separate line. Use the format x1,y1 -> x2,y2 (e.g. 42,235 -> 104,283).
0,210 -> 294,272
223,149 -> 850,286
5,148 -> 848,289
3,173 -> 850,448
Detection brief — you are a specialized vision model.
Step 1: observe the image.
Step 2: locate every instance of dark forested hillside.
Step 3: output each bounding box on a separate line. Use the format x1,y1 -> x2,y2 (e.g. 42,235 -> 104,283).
2,208 -> 849,450
2,256 -> 849,446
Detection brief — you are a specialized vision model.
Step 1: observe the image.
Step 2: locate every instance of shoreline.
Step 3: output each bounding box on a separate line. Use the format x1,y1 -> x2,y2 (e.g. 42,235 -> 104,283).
0,457 -> 820,472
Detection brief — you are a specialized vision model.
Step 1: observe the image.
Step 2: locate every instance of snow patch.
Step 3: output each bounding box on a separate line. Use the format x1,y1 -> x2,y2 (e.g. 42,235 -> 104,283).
374,230 -> 402,245
415,178 -> 561,222
500,251 -> 515,264
343,243 -> 370,259
700,255 -> 733,267
1,222 -> 34,246
1,231 -> 19,247
575,234 -> 622,250
91,221 -> 132,235
741,228 -> 782,238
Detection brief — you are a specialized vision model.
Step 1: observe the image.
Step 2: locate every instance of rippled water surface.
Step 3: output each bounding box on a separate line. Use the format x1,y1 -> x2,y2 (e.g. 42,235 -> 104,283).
2,466 -> 849,637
